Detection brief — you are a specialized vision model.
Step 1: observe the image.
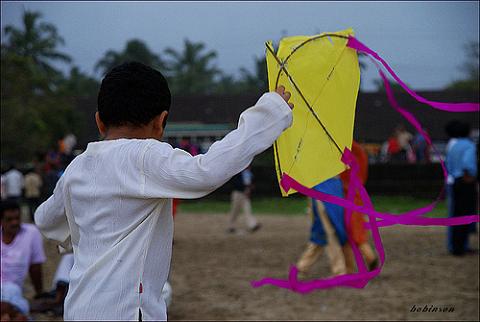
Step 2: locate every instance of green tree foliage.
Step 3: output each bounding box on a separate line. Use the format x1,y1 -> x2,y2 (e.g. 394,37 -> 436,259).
214,56 -> 268,95
95,39 -> 165,76
213,73 -> 239,94
1,51 -> 85,163
3,10 -> 71,78
164,39 -> 220,95
446,41 -> 479,91
373,78 -> 406,93
358,52 -> 369,92
238,56 -> 268,93
58,67 -> 99,97
358,52 -> 368,72
1,11 -> 94,164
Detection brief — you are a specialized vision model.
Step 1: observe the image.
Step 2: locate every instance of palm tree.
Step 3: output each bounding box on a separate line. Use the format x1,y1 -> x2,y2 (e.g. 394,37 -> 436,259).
164,39 -> 220,95
3,10 -> 71,75
461,41 -> 479,81
95,39 -> 164,76
446,41 -> 479,91
239,56 -> 268,93
213,73 -> 237,94
58,67 -> 99,97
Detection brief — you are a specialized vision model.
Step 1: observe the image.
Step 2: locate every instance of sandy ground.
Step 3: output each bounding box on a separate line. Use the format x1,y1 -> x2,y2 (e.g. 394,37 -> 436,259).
27,212 -> 479,321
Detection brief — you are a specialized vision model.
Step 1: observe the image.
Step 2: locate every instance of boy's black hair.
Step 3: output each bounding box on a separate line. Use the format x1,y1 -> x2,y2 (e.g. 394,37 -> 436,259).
0,200 -> 20,220
97,61 -> 171,128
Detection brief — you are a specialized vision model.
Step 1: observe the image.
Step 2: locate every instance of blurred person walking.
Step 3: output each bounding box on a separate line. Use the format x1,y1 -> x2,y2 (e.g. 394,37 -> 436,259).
227,166 -> 261,233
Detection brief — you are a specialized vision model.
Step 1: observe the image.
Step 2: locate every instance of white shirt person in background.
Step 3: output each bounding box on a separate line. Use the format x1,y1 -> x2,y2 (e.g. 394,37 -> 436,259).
35,62 -> 293,321
3,165 -> 24,202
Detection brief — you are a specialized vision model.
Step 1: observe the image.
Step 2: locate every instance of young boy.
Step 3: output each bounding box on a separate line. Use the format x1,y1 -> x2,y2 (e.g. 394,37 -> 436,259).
34,62 -> 293,321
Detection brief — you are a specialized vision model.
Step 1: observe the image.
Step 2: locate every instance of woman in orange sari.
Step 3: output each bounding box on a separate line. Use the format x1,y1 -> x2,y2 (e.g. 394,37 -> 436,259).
340,141 -> 378,271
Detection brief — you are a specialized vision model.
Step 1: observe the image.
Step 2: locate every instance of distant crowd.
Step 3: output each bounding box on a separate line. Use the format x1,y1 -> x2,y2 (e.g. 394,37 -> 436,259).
380,124 -> 430,163
363,123 -> 478,165
167,136 -> 215,156
1,134 -> 78,215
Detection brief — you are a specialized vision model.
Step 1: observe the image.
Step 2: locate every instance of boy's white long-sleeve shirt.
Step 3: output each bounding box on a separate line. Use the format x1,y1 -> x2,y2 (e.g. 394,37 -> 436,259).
34,92 -> 292,321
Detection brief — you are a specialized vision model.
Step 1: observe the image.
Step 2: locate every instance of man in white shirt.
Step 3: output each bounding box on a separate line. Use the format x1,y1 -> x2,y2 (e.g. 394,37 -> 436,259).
35,62 -> 293,321
3,166 -> 24,202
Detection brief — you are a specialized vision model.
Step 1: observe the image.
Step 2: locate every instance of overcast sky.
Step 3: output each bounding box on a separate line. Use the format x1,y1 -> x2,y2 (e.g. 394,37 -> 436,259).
1,1 -> 479,91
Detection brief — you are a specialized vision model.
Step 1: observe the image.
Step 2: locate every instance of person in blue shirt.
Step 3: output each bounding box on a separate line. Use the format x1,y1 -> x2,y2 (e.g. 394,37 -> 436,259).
445,120 -> 478,256
412,129 -> 430,163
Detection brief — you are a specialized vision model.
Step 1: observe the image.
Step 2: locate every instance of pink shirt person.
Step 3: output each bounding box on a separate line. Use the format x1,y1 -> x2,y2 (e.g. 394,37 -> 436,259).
1,223 -> 46,288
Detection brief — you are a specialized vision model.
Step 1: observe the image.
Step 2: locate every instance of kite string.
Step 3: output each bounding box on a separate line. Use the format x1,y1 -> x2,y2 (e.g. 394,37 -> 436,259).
343,152 -> 369,275
343,149 -> 386,279
347,37 -> 480,113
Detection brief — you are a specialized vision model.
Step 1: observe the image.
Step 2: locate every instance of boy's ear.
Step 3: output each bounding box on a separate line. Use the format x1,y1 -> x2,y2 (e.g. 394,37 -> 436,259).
153,111 -> 169,139
95,112 -> 107,137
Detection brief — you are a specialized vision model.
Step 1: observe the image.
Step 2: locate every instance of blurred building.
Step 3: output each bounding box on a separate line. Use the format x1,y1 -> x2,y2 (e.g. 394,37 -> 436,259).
75,90 -> 479,147
69,89 -> 478,197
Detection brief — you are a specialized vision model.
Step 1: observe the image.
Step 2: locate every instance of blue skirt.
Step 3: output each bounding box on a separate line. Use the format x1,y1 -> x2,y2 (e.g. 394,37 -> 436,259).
309,177 -> 347,246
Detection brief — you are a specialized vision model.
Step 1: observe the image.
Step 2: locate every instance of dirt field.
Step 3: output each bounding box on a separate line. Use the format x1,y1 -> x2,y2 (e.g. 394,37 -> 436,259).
28,212 -> 479,321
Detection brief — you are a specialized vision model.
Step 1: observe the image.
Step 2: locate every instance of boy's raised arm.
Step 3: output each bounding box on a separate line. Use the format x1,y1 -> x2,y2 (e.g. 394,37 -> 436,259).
142,90 -> 293,199
34,175 -> 70,242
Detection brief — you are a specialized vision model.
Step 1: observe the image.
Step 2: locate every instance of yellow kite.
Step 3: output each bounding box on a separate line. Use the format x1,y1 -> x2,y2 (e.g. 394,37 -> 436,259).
266,29 -> 360,196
